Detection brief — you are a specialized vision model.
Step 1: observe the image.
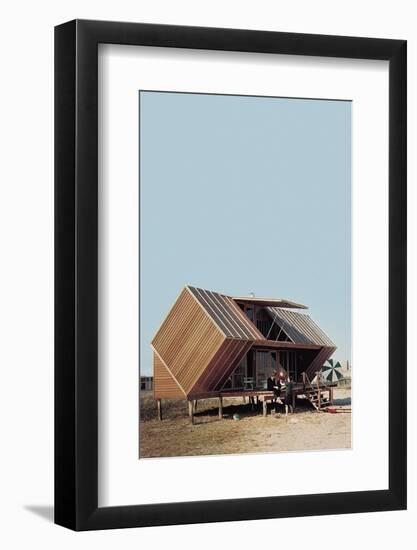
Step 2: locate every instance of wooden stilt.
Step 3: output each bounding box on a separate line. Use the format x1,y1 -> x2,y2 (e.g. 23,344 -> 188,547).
188,400 -> 194,424
157,399 -> 162,421
194,399 -> 198,412
316,372 -> 321,410
263,399 -> 267,417
329,387 -> 334,405
218,395 -> 223,419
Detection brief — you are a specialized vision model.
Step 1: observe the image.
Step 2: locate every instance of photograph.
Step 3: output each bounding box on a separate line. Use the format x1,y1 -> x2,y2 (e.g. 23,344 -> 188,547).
139,90 -> 352,459
0,1 -> 408,542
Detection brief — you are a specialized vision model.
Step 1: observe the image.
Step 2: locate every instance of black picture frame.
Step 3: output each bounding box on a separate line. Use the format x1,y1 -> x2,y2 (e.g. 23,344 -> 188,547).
55,19 -> 407,531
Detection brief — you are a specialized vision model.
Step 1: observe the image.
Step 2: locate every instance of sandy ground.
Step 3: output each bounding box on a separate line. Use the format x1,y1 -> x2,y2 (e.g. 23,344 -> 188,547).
139,388 -> 351,458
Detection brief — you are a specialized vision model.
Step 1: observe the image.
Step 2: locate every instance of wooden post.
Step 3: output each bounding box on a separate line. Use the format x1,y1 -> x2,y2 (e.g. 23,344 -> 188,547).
194,399 -> 198,412
316,372 -> 321,410
263,399 -> 267,417
188,400 -> 194,424
157,399 -> 162,421
218,395 -> 223,419
292,388 -> 296,411
329,387 -> 334,405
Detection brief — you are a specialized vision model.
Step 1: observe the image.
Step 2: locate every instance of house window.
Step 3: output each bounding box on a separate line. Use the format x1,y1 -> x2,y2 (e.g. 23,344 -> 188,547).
255,351 -> 275,389
246,307 -> 254,321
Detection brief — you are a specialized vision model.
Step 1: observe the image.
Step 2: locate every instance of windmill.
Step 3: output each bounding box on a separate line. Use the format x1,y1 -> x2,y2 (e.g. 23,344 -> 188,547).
320,359 -> 344,383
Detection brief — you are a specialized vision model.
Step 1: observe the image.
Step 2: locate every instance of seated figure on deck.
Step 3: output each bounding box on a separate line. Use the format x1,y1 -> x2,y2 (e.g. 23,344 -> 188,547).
267,371 -> 281,399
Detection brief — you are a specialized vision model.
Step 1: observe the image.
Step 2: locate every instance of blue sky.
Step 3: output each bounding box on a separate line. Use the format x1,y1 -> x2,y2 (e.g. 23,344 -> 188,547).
139,91 -> 351,375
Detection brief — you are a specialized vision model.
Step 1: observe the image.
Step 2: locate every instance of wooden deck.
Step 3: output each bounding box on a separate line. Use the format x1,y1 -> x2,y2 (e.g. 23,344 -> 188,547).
189,382 -> 336,401
154,382 -> 338,422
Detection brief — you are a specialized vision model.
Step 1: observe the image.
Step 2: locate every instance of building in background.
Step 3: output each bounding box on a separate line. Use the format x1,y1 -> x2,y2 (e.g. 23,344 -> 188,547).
140,376 -> 153,391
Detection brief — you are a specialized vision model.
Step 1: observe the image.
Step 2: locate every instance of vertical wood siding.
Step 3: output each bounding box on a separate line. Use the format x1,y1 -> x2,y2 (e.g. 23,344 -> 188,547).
153,352 -> 185,399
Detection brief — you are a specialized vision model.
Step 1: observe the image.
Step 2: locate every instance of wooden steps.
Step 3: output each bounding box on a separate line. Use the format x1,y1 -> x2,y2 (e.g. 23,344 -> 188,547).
304,389 -> 332,411
301,371 -> 334,412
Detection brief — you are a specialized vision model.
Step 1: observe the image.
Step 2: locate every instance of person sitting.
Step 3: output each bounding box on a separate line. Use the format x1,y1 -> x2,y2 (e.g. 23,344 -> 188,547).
267,371 -> 281,399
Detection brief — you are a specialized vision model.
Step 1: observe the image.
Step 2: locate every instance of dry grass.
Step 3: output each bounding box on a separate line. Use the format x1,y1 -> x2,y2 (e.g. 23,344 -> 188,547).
139,389 -> 351,458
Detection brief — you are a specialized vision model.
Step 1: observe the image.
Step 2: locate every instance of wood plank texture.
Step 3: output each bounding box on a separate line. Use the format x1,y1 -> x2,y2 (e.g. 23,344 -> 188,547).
305,347 -> 337,380
266,307 -> 335,346
152,288 -> 226,395
153,352 -> 184,399
190,339 -> 253,396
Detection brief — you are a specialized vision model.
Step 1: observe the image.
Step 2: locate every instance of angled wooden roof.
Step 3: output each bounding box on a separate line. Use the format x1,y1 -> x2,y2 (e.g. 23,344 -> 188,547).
233,296 -> 308,309
266,307 -> 335,347
187,286 -> 264,340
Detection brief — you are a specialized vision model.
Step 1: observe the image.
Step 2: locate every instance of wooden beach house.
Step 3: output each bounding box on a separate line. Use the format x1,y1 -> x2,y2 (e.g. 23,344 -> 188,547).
151,286 -> 337,420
